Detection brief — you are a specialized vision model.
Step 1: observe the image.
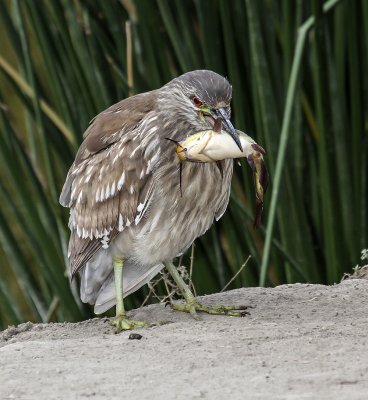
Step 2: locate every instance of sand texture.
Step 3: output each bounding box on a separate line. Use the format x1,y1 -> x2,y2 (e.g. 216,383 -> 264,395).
1,279 -> 367,400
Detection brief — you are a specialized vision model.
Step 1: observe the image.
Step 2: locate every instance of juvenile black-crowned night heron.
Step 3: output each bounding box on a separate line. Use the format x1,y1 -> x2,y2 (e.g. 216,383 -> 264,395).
60,70 -> 258,332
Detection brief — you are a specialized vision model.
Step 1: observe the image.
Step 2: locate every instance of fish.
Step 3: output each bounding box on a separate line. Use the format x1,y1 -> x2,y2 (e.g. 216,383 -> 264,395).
171,127 -> 269,229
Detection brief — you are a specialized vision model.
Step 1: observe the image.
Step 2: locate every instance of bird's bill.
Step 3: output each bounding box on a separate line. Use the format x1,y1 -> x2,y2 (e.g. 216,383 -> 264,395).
213,108 -> 243,152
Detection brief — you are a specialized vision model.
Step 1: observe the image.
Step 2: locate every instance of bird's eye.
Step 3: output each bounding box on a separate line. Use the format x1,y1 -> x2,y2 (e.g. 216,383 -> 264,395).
192,97 -> 202,107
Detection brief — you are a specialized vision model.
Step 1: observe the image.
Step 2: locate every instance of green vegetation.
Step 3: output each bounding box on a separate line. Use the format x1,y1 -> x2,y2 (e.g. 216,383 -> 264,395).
0,0 -> 366,329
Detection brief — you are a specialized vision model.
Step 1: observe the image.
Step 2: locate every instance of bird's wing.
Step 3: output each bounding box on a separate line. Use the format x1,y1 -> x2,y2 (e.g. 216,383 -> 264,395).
60,92 -> 156,207
59,91 -> 158,276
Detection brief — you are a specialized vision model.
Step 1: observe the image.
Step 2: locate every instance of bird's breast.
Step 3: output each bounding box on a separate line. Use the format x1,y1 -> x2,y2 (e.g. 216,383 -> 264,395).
119,158 -> 233,266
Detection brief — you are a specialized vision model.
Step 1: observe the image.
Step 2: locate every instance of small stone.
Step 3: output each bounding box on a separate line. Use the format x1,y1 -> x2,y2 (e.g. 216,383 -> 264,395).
129,333 -> 143,340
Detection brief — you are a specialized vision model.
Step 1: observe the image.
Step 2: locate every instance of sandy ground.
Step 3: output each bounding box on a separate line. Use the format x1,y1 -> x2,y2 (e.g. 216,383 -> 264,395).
1,279 -> 368,400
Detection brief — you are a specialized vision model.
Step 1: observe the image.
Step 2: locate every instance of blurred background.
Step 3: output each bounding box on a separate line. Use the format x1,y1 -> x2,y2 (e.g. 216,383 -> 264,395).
0,0 -> 367,329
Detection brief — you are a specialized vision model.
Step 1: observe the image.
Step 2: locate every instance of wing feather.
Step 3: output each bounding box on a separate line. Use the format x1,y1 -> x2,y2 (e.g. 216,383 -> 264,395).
60,91 -> 159,276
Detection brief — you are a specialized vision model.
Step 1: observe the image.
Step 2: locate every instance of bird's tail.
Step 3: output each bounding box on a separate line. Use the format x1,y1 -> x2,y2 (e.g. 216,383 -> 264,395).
79,251 -> 164,314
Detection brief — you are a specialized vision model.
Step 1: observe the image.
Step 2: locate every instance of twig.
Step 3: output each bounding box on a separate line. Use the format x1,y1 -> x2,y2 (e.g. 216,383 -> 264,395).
162,272 -> 174,303
176,255 -> 183,270
160,290 -> 177,303
140,248 -> 198,307
45,297 -> 60,322
188,243 -> 197,296
140,277 -> 162,307
221,255 -> 251,293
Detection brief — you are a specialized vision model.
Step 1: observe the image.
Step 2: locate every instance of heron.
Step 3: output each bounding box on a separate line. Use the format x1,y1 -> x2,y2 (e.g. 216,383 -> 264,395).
60,70 -> 267,332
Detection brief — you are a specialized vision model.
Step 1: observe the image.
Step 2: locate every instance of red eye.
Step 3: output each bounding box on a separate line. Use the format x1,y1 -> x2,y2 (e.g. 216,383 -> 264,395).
192,97 -> 202,107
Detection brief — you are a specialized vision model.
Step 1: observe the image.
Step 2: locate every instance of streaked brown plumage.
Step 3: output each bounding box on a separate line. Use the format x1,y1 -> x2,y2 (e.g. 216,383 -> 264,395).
60,70 -> 235,314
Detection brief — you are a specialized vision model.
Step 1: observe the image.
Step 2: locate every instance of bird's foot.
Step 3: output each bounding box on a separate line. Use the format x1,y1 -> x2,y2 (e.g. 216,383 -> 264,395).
111,315 -> 149,334
170,300 -> 250,320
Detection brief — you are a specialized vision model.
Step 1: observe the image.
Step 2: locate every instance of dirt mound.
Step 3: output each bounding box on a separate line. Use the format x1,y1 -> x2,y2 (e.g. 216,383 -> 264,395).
1,280 -> 368,400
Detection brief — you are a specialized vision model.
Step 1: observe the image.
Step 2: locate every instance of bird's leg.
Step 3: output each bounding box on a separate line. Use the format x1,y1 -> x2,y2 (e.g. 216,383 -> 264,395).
111,257 -> 149,333
163,260 -> 249,320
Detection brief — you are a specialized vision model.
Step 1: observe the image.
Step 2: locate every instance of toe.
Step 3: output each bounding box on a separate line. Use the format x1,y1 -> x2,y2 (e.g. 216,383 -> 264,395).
110,318 -> 149,333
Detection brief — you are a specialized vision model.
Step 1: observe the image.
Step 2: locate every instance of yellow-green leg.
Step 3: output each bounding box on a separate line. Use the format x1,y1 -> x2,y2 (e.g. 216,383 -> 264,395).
111,257 -> 149,333
163,260 -> 249,320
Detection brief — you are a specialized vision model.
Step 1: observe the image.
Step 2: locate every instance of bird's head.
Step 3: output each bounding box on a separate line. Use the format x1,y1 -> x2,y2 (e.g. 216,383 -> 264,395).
163,70 -> 242,151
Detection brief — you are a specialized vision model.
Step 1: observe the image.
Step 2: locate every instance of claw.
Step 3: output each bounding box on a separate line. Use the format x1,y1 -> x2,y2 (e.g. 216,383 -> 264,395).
111,316 -> 150,334
240,310 -> 251,317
